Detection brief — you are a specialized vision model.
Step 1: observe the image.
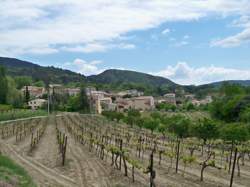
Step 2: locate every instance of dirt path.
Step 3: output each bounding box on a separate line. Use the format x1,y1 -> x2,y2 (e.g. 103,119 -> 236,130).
0,141 -> 77,187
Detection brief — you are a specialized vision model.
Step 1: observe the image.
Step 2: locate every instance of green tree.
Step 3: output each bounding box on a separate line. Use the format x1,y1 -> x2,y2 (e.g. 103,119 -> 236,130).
6,77 -> 23,108
33,80 -> 45,87
192,118 -> 218,155
78,84 -> 90,113
143,117 -> 159,134
220,83 -> 245,97
240,107 -> 250,122
125,109 -> 141,127
0,66 -> 8,104
66,95 -> 79,112
24,85 -> 30,104
14,76 -> 32,89
168,115 -> 191,173
220,123 -> 249,186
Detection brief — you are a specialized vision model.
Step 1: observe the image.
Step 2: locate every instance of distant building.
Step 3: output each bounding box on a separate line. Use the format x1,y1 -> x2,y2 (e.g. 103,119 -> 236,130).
185,94 -> 195,100
28,99 -> 47,110
96,97 -> 116,114
66,88 -> 80,96
191,96 -> 213,106
163,93 -> 176,105
191,99 -> 201,106
89,91 -> 110,100
85,87 -> 96,96
21,86 -> 45,98
117,89 -> 144,97
133,96 -> 155,110
116,96 -> 154,112
49,84 -> 64,94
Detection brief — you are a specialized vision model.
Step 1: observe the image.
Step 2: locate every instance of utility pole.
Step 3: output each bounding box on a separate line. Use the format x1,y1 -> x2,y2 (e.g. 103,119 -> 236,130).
47,86 -> 50,115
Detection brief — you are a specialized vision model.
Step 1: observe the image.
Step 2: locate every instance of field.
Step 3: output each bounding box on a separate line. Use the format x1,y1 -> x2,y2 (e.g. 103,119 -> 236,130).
0,154 -> 35,187
0,109 -> 47,122
0,114 -> 249,187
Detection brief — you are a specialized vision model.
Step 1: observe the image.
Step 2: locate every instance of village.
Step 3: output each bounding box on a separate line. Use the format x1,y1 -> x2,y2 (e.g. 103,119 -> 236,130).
23,84 -> 213,113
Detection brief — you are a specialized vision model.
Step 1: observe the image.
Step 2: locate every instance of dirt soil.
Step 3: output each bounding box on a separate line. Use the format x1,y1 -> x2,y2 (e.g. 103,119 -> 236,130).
0,116 -> 146,187
0,115 -> 249,187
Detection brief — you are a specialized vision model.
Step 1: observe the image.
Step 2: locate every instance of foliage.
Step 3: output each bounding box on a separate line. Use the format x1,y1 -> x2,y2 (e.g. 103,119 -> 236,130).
210,83 -> 250,122
78,84 -> 90,113
192,118 -> 218,142
66,84 -> 90,113
220,123 -> 249,143
124,109 -> 141,127
0,57 -> 85,85
240,106 -> 250,122
185,102 -> 195,111
142,117 -> 159,133
102,111 -> 124,122
0,109 -> 47,121
24,85 -> 30,104
156,103 -> 176,111
14,76 -> 32,89
51,92 -> 70,111
0,65 -> 8,104
168,115 -> 191,138
0,104 -> 13,112
6,77 -> 24,108
0,154 -> 36,187
33,80 -> 45,87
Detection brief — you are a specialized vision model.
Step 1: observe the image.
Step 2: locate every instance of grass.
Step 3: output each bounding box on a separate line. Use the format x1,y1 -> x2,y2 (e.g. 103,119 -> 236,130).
142,110 -> 211,122
0,109 -> 47,122
0,154 -> 36,187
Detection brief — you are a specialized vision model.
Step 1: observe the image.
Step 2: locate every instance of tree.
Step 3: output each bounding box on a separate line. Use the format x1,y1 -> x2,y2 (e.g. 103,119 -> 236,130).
168,115 -> 191,173
186,102 -> 195,111
125,109 -> 141,127
220,123 -> 249,184
24,85 -> 30,104
66,95 -> 79,112
239,107 -> 250,122
143,118 -> 159,134
33,80 -> 45,87
6,77 -> 23,108
220,83 -> 245,97
192,118 -> 218,155
78,83 -> 90,113
14,76 -> 32,89
0,65 -> 8,104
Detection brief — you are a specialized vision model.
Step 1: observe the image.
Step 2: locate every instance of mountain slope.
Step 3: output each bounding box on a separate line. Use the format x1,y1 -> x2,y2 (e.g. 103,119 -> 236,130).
87,69 -> 177,87
0,57 -> 85,84
207,80 -> 250,87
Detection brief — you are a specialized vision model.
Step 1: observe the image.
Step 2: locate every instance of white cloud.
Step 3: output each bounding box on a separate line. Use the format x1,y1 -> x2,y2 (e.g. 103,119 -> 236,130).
211,28 -> 250,47
152,62 -> 250,85
0,0 -> 249,55
61,43 -> 135,53
63,58 -> 105,75
173,41 -> 189,47
162,28 -> 170,35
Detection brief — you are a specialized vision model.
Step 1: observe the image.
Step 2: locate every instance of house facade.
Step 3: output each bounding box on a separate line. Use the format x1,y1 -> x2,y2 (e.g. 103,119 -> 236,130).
28,99 -> 47,110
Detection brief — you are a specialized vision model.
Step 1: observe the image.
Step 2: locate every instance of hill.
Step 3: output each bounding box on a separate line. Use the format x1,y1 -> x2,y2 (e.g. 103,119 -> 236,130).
1,56 -> 249,95
207,80 -> 250,87
87,69 -> 179,94
87,69 -> 177,87
0,57 -> 85,84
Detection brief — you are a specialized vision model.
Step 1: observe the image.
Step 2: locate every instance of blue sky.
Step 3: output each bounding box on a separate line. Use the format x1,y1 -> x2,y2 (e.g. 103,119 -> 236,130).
1,0 -> 250,85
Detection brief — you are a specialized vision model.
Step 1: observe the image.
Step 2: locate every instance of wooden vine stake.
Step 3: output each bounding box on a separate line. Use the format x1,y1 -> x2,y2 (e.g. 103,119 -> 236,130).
62,135 -> 68,166
230,147 -> 238,187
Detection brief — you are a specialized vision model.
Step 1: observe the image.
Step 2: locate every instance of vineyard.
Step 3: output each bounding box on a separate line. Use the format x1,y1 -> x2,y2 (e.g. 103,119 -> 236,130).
0,109 -> 47,122
0,114 -> 250,187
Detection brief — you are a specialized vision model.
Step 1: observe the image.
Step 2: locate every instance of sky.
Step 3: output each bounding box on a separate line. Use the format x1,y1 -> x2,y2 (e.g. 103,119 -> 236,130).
1,0 -> 250,85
